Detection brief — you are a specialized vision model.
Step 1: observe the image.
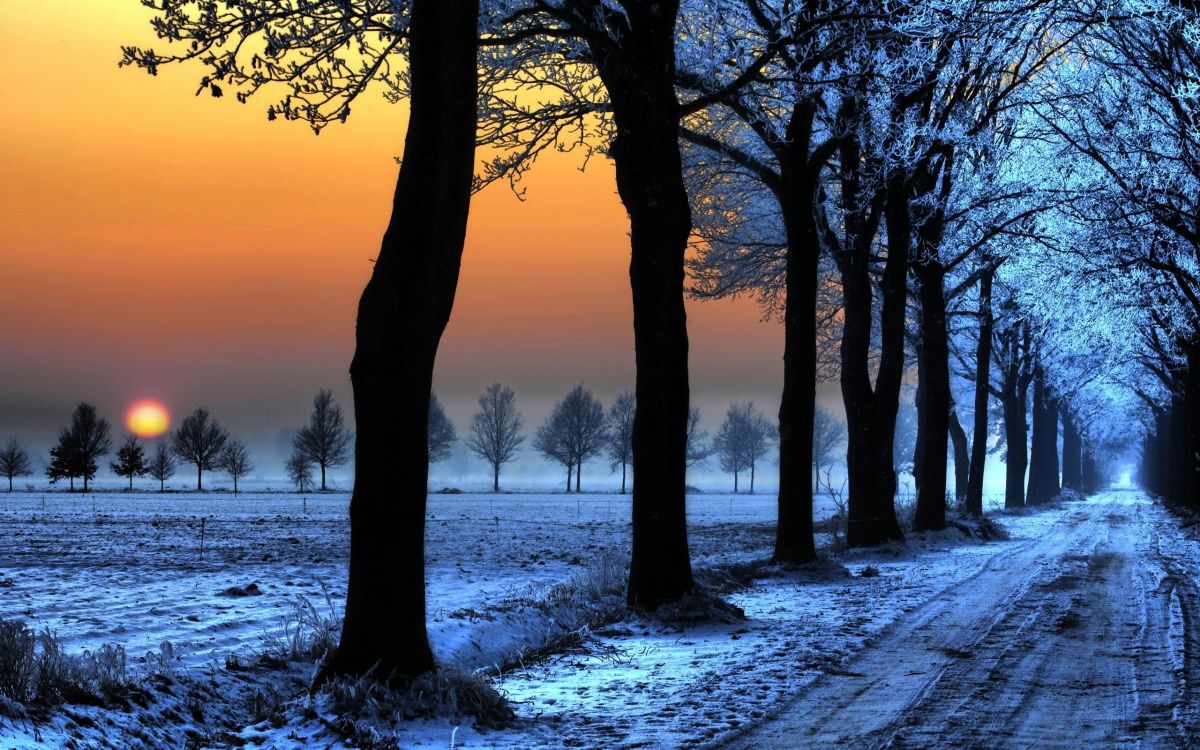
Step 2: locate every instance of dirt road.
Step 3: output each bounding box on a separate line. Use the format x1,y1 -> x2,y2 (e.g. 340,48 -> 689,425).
726,491 -> 1200,749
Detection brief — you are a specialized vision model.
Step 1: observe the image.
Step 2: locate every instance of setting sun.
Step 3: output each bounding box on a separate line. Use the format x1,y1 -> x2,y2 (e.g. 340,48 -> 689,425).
126,400 -> 169,438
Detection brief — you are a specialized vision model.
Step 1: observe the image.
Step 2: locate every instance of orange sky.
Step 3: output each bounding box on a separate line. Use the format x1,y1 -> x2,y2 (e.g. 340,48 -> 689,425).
0,1 -> 784,468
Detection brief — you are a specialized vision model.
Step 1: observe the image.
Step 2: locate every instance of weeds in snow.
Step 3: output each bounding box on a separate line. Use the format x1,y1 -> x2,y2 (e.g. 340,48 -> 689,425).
262,587 -> 340,665
0,619 -> 131,713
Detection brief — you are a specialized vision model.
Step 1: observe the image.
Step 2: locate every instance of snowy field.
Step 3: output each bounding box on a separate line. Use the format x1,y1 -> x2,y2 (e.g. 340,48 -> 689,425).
0,489 -> 1160,749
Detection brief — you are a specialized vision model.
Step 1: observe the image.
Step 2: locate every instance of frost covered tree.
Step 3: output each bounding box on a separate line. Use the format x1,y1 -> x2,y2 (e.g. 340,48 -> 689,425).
0,438 -> 32,492
467,383 -> 525,492
148,443 -> 175,493
110,436 -> 149,490
171,408 -> 228,491
293,390 -> 352,491
219,438 -> 254,494
427,394 -> 457,464
606,391 -> 635,494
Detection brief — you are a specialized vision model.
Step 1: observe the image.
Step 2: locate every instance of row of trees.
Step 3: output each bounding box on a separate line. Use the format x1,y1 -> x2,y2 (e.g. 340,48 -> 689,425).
122,0 -> 1188,686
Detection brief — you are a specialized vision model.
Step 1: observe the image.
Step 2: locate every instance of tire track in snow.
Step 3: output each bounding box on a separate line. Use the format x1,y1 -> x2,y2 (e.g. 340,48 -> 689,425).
725,491 -> 1200,749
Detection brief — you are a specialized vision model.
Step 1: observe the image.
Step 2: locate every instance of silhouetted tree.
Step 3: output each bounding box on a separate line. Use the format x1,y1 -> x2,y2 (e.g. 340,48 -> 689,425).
47,403 -> 111,492
467,383 -> 524,492
606,391 -> 635,494
122,0 -> 480,684
219,437 -> 254,494
286,452 -> 315,492
685,408 -> 713,469
812,408 -> 846,492
148,443 -> 175,492
294,389 -> 352,491
172,408 -> 228,491
534,385 -> 608,492
427,394 -> 457,464
110,436 -> 148,490
0,438 -> 33,491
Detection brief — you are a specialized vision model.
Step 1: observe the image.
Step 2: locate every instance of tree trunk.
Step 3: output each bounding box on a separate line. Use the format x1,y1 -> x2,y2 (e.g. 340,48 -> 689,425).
321,463 -> 328,492
566,463 -> 573,492
575,459 -> 582,493
1026,365 -> 1060,506
160,477 -> 164,493
772,101 -> 819,564
913,257 -> 949,532
750,461 -> 756,494
734,471 -> 739,494
588,3 -> 695,609
320,0 -> 477,683
948,408 -> 969,508
621,461 -> 627,495
1061,404 -> 1082,493
838,142 -> 904,548
965,268 -> 994,515
1002,389 -> 1028,508
197,463 -> 202,492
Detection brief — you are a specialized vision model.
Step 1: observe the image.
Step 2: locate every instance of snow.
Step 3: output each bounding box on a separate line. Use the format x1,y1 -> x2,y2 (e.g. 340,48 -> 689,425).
0,490 -> 1190,748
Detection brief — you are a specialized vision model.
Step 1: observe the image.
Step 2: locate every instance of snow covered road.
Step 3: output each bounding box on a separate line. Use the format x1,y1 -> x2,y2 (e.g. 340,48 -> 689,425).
725,490 -> 1200,749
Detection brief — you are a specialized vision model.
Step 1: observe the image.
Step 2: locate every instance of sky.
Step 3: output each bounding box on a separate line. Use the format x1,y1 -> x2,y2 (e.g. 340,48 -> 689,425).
0,1 -> 789,485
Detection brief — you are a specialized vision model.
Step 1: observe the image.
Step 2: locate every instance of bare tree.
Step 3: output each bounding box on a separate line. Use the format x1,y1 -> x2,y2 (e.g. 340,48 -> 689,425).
172,408 -> 228,491
110,436 -> 149,490
685,407 -> 713,469
47,403 -> 112,492
0,438 -> 33,492
534,385 -> 608,492
466,383 -> 524,492
812,408 -> 846,492
294,389 -> 352,491
148,443 -> 175,493
427,393 -> 457,464
286,451 -> 314,492
714,402 -> 775,493
606,391 -> 635,494
219,437 -> 254,494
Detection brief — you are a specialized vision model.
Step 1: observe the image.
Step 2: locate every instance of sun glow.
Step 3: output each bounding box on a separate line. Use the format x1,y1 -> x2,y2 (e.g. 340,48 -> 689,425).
127,400 -> 170,438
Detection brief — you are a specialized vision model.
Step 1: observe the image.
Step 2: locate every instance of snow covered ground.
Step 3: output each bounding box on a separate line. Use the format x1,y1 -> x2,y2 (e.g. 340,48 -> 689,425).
0,489 -> 1188,748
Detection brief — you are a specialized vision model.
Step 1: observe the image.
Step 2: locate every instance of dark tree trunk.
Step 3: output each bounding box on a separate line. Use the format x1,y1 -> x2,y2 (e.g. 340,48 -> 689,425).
160,477 -> 164,493
838,135 -> 904,547
949,408 -> 969,507
493,464 -> 500,492
750,461 -> 756,494
586,3 -> 695,609
734,471 -> 739,493
196,464 -> 202,492
566,463 -> 573,492
1002,390 -> 1028,509
621,461 -> 627,495
1082,446 -> 1100,495
1061,404 -> 1082,493
965,268 -> 994,515
575,459 -> 582,493
772,100 -> 820,564
321,463 -> 328,492
913,257 -> 949,532
1026,365 -> 1060,506
320,0 -> 477,683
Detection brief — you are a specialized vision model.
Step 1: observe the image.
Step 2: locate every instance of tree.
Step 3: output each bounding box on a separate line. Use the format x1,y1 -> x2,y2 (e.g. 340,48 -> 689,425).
427,394 -> 457,464
293,389 -> 352,491
171,408 -> 228,491
0,438 -> 33,492
466,383 -> 524,492
46,403 -> 112,492
811,408 -> 845,492
219,438 -> 254,494
125,0 -> 480,682
606,391 -> 635,494
148,443 -> 175,493
685,408 -> 713,469
714,402 -> 775,493
534,385 -> 608,492
110,436 -> 148,490
286,452 -> 315,492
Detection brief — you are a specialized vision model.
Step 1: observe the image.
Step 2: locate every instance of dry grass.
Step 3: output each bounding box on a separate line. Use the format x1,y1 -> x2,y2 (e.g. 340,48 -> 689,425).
0,619 -> 131,713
